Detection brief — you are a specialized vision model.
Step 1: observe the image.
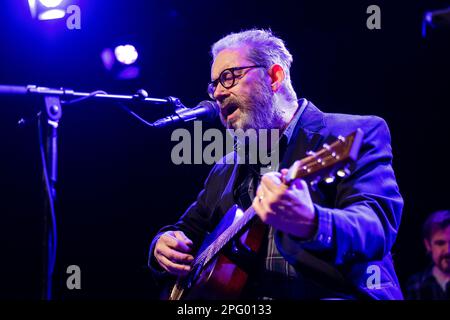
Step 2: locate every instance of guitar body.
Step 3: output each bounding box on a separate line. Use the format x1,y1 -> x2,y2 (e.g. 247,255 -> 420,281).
165,205 -> 266,300
169,254 -> 247,300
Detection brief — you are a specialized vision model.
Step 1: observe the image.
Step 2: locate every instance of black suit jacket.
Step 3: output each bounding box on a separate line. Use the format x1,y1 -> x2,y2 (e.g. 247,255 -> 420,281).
149,100 -> 404,300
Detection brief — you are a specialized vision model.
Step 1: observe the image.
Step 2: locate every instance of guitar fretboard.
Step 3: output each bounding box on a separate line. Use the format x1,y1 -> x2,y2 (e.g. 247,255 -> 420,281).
194,206 -> 256,268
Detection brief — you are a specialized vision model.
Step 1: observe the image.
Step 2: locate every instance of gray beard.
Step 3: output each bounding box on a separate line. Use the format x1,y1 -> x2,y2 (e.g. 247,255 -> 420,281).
226,83 -> 285,132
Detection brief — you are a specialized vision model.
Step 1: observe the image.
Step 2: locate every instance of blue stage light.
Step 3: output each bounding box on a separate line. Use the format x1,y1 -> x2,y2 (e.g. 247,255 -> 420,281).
28,0 -> 66,20
38,9 -> 65,20
39,0 -> 64,8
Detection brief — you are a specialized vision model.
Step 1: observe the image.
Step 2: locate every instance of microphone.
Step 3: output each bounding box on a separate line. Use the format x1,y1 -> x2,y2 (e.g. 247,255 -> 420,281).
152,100 -> 219,127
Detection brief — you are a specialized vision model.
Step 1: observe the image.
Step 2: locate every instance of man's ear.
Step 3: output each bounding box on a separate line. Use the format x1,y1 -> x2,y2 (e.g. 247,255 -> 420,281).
424,238 -> 432,253
268,64 -> 285,92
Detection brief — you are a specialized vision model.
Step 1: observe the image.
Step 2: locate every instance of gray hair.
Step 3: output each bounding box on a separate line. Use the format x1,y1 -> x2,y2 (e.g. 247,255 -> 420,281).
211,29 -> 298,102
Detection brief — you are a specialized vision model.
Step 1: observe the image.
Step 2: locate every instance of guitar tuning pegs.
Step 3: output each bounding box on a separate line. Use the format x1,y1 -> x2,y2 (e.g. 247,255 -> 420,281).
324,176 -> 335,184
337,166 -> 351,178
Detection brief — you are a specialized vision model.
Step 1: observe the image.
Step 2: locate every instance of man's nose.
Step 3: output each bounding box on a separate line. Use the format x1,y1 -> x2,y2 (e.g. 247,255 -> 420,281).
213,83 -> 230,102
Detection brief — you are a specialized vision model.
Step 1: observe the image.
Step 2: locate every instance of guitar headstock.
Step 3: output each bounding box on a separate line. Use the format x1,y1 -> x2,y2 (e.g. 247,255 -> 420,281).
285,128 -> 364,186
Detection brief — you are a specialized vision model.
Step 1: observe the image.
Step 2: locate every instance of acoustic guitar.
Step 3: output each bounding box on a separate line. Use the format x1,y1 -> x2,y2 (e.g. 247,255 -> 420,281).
164,129 -> 364,300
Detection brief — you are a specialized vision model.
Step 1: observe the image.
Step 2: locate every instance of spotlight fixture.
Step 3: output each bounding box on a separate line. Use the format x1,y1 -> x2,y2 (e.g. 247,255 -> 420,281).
28,0 -> 66,20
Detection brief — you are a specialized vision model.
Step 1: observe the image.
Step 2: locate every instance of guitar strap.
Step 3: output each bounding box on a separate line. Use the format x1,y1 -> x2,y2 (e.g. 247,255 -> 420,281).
233,163 -> 259,210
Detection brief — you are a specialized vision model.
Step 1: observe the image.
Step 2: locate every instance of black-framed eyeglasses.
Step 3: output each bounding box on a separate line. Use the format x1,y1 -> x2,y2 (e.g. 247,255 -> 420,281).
207,65 -> 265,99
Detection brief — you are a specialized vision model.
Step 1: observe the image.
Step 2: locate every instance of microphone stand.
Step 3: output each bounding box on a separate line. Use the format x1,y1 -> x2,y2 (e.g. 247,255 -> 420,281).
0,84 -> 180,300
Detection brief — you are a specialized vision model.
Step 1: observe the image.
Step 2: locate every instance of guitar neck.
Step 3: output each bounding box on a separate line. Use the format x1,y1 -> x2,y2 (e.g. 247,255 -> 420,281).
195,206 -> 257,266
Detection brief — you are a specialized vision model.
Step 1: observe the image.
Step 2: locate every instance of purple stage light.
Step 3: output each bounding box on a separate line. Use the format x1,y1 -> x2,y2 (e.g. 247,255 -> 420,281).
117,66 -> 140,80
101,45 -> 140,80
101,48 -> 115,71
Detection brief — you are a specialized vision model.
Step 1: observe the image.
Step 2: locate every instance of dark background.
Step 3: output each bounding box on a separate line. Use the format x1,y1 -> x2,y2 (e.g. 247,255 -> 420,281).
0,0 -> 449,299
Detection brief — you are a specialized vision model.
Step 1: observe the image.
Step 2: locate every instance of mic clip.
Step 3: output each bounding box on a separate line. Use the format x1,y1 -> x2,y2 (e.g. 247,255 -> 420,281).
165,96 -> 186,112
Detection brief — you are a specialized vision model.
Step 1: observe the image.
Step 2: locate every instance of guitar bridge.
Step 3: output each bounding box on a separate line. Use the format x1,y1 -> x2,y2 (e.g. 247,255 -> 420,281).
225,239 -> 260,274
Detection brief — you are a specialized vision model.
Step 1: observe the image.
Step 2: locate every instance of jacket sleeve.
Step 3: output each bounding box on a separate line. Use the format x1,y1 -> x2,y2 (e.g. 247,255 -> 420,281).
147,163 -> 224,275
275,117 -> 404,266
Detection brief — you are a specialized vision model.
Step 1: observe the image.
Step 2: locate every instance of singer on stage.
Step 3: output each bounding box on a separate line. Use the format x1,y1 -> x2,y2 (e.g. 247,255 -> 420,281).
148,29 -> 404,300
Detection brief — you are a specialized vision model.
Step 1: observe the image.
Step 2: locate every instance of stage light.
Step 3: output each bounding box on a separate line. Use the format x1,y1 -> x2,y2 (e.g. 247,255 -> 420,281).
101,48 -> 115,71
38,9 -> 65,20
114,45 -> 139,65
39,0 -> 64,8
28,0 -> 66,20
422,6 -> 450,37
101,45 -> 140,80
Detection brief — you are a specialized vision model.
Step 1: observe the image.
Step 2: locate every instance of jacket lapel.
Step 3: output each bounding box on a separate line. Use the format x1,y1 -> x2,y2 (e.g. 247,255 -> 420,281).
280,101 -> 328,170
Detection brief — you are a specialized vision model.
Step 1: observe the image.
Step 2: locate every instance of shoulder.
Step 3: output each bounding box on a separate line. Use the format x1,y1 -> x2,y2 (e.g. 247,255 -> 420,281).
300,102 -> 395,167
404,269 -> 437,299
323,111 -> 390,141
302,101 -> 391,142
406,271 -> 427,285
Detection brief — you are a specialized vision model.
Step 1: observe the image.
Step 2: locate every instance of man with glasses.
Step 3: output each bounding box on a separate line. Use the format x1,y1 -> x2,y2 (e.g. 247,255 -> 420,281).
148,29 -> 404,300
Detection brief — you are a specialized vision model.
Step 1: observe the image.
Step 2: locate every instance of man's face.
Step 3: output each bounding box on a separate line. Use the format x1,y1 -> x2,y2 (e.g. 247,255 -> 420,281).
425,225 -> 450,275
210,47 -> 284,131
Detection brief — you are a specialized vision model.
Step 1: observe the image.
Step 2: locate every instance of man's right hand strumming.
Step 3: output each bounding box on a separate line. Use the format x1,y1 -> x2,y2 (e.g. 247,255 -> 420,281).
154,230 -> 194,276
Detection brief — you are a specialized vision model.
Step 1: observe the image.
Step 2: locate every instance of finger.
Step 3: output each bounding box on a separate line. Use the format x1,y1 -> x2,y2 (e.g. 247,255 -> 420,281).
291,178 -> 309,191
260,181 -> 285,204
255,184 -> 265,198
157,255 -> 191,276
271,171 -> 282,178
161,232 -> 192,253
258,182 -> 272,201
252,195 -> 264,217
255,185 -> 273,213
261,173 -> 287,193
174,230 -> 193,247
156,246 -> 194,264
280,168 -> 289,183
252,194 -> 272,223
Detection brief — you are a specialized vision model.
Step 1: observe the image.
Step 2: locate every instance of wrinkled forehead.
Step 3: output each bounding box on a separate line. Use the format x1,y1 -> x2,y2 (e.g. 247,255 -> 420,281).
210,47 -> 252,79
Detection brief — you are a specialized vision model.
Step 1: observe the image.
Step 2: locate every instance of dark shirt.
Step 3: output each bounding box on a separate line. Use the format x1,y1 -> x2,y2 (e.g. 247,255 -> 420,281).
405,266 -> 450,300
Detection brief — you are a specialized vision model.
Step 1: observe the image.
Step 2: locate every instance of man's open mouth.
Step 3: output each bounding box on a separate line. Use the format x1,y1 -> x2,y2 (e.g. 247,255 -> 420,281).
221,103 -> 239,119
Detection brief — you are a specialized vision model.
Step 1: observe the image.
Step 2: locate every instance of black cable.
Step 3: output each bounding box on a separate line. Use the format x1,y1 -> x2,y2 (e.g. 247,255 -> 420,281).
62,90 -> 156,127
116,102 -> 155,127
37,114 -> 57,300
62,90 -> 107,105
